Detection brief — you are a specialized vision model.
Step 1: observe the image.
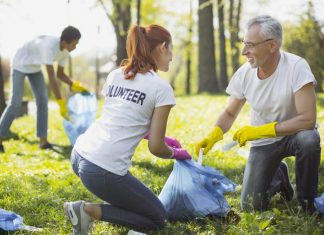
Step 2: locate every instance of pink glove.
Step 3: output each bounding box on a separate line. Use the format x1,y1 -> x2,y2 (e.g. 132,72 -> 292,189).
171,147 -> 192,160
144,134 -> 182,148
164,136 -> 182,148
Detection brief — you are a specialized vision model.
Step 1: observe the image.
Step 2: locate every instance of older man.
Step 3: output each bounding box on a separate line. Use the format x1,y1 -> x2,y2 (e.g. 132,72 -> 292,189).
196,15 -> 320,213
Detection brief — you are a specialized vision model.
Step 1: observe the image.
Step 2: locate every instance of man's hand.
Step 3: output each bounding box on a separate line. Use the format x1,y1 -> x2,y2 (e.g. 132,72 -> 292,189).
170,147 -> 192,160
195,126 -> 223,155
71,81 -> 88,93
56,99 -> 69,120
233,122 -> 277,146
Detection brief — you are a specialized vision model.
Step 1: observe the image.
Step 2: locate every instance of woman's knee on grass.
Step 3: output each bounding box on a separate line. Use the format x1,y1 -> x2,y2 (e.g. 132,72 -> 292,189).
151,208 -> 167,229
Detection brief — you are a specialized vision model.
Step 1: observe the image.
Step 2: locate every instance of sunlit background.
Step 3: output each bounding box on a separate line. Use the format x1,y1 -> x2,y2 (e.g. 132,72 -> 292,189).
0,0 -> 323,97
1,0 -> 323,58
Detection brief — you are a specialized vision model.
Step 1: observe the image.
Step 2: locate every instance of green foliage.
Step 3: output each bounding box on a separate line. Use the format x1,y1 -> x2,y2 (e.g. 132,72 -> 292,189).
139,0 -> 199,96
283,4 -> 324,92
1,94 -> 324,234
139,0 -> 164,25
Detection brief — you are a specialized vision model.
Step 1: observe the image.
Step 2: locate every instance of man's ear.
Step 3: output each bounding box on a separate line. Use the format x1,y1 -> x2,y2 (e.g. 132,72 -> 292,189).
269,40 -> 278,53
60,40 -> 67,49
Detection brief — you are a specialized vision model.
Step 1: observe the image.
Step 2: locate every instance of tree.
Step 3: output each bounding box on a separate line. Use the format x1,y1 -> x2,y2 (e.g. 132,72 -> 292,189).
185,0 -> 193,94
198,0 -> 219,93
136,0 -> 141,25
0,0 -> 10,116
98,0 -> 131,66
228,0 -> 242,75
283,1 -> 324,92
139,0 -> 164,25
217,0 -> 228,89
0,56 -> 6,116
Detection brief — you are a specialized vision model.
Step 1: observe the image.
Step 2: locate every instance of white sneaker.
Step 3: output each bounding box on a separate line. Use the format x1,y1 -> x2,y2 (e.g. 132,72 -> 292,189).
64,200 -> 94,235
127,230 -> 147,235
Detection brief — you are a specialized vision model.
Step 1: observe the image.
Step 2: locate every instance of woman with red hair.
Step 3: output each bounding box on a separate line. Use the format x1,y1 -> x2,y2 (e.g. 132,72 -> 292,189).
64,24 -> 191,235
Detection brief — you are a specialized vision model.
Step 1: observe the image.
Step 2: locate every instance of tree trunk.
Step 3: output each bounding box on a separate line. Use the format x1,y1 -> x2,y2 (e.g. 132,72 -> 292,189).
217,0 -> 228,90
136,0 -> 141,25
186,51 -> 191,95
113,23 -> 128,66
235,0 -> 242,68
0,56 -> 6,117
169,41 -> 187,93
113,0 -> 131,66
95,26 -> 101,97
169,54 -> 183,91
186,0 -> 193,95
198,0 -> 219,93
229,0 -> 242,75
98,0 -> 131,67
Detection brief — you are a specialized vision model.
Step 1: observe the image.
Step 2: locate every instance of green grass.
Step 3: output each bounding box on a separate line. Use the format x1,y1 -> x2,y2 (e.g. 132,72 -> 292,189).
1,94 -> 324,234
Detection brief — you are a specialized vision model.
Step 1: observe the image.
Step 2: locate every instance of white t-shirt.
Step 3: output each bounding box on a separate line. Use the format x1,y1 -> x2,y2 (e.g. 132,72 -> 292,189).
74,67 -> 176,176
12,35 -> 69,73
226,51 -> 316,146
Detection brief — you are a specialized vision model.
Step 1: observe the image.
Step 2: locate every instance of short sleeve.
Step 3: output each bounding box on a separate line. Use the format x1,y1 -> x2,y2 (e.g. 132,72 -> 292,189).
101,72 -> 114,97
293,59 -> 317,92
57,56 -> 69,66
226,68 -> 245,99
155,81 -> 176,107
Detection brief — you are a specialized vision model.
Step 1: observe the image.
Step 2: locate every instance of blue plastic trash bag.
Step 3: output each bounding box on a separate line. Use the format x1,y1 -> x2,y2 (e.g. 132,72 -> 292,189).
63,93 -> 97,145
314,193 -> 324,214
158,160 -> 236,220
0,209 -> 23,231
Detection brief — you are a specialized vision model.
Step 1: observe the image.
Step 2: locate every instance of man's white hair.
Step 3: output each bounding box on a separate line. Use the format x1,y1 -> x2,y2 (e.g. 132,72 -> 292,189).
247,15 -> 283,46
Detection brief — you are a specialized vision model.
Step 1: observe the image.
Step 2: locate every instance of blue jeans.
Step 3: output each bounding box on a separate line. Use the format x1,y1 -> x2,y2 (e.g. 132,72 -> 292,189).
0,69 -> 48,138
241,129 -> 321,211
71,149 -> 167,230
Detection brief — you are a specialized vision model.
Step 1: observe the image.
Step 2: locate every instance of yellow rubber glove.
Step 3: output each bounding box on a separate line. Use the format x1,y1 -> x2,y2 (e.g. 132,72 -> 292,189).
233,122 -> 277,146
56,99 -> 69,120
195,126 -> 223,155
71,81 -> 88,93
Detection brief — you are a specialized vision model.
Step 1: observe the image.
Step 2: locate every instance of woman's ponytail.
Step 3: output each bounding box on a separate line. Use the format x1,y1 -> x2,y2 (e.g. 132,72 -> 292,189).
123,24 -> 171,80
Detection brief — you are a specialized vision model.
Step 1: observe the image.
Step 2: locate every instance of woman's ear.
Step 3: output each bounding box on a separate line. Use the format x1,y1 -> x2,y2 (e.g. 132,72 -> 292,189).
160,42 -> 167,52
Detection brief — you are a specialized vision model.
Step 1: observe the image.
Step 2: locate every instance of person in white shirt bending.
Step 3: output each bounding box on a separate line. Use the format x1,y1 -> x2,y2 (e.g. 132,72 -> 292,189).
64,24 -> 192,235
0,26 -> 88,152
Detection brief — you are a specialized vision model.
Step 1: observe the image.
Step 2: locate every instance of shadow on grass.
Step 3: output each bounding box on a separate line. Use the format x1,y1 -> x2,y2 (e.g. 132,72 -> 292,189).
6,131 -> 20,140
0,229 -> 10,235
50,143 -> 73,157
149,211 -> 241,235
132,160 -> 173,176
4,135 -> 73,160
3,131 -> 73,154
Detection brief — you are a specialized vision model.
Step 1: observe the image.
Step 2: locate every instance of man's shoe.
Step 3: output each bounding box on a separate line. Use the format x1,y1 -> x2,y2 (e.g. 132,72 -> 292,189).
300,199 -> 316,214
64,201 -> 93,235
39,142 -> 53,150
0,144 -> 4,153
279,162 -> 294,201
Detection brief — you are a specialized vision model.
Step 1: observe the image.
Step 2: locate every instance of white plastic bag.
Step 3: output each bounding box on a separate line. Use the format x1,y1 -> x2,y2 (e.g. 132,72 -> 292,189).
63,93 -> 97,145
